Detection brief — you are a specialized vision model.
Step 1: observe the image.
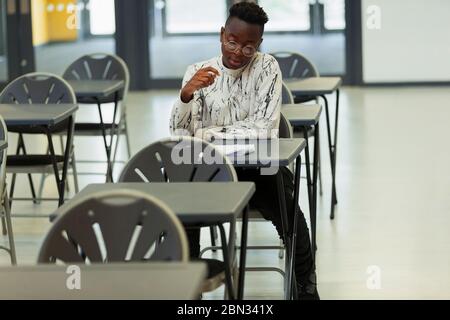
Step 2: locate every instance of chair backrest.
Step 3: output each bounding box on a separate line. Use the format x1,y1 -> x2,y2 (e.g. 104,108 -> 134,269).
281,81 -> 294,105
279,112 -> 293,139
63,53 -> 130,102
119,136 -> 237,183
0,72 -> 76,104
0,116 -> 8,198
38,189 -> 189,263
271,52 -> 319,79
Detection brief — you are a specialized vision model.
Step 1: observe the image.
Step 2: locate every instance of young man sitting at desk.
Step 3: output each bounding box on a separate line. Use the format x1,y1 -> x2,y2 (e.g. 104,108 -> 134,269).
170,2 -> 319,300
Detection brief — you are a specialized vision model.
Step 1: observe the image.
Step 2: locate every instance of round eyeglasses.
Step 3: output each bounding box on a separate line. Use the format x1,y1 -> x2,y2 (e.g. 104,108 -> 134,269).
224,41 -> 258,58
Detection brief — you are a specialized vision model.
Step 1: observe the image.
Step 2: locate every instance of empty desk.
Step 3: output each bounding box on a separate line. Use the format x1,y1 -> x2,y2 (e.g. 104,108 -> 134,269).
286,77 -> 342,219
214,138 -> 306,300
52,182 -> 255,300
0,263 -> 206,300
67,80 -> 125,182
0,103 -> 78,206
282,104 -> 322,256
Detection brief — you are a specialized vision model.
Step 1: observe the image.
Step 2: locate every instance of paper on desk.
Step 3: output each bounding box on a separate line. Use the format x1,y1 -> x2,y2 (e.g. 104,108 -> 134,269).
214,144 -> 255,156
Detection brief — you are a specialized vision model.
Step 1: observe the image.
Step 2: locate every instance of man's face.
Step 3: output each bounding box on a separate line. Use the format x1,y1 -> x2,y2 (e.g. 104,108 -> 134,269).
220,17 -> 263,70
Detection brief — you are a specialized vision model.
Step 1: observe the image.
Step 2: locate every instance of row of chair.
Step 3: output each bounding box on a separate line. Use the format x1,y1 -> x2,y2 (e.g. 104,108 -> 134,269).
0,54 -> 130,207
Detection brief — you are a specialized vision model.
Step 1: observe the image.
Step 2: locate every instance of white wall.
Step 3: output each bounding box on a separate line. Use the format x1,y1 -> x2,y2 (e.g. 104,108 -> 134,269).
362,0 -> 450,83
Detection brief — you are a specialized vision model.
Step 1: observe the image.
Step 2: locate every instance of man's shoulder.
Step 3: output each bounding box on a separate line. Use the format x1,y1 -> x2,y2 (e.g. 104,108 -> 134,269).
253,52 -> 280,68
249,52 -> 281,77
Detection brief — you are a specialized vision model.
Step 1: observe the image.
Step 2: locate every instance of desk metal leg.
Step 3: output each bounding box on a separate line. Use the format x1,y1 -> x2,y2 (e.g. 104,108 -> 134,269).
96,92 -> 119,183
237,205 -> 249,300
18,134 -> 38,204
45,116 -> 74,206
332,90 -> 340,208
321,90 -> 340,219
276,171 -> 292,300
302,127 -> 313,216
290,155 -> 302,299
302,124 -> 319,258
312,123 -> 320,257
218,223 -> 235,300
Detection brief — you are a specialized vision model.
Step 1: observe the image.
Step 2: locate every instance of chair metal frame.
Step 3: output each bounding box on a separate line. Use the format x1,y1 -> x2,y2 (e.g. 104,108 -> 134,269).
0,116 -> 16,265
62,53 -> 131,181
0,72 -> 78,210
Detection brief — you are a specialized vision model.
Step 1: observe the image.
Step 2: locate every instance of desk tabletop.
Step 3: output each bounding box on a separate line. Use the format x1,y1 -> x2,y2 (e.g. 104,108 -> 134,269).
215,138 -> 306,168
67,80 -> 124,98
0,104 -> 78,126
53,182 -> 255,224
282,104 -> 322,127
286,77 -> 342,95
0,262 -> 206,300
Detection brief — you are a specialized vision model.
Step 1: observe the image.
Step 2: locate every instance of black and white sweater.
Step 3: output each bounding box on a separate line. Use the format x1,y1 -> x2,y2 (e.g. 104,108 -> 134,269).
170,52 -> 282,140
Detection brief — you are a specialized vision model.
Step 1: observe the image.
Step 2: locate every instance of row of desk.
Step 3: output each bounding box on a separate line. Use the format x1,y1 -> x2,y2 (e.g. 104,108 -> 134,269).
0,79 -> 125,206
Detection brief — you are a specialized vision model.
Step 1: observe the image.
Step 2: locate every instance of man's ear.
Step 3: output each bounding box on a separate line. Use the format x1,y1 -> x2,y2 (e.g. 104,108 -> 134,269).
258,38 -> 264,50
220,27 -> 225,42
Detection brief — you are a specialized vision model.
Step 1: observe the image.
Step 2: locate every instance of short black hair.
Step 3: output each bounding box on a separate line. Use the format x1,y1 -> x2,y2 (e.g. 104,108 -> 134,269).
226,2 -> 269,30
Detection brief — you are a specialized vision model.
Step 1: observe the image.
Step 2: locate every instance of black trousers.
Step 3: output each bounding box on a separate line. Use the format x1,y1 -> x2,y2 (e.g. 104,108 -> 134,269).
187,167 -> 314,286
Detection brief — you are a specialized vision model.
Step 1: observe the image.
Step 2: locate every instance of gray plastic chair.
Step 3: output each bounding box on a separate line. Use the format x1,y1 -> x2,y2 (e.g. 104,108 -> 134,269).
0,116 -> 16,265
280,111 -> 294,140
38,189 -> 189,263
282,81 -> 295,105
0,72 -> 79,206
63,53 -> 131,172
119,136 -> 237,183
272,52 -> 319,80
119,136 -> 238,296
272,52 -> 319,104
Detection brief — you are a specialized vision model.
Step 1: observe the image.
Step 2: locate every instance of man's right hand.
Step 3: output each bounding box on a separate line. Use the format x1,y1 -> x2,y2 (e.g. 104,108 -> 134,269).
180,67 -> 220,103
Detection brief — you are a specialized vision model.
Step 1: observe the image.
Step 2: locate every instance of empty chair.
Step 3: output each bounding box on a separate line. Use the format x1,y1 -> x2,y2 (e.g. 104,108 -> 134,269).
272,51 -> 319,80
279,110 -> 294,140
119,136 -> 238,297
0,72 -> 78,206
282,81 -> 295,105
38,189 -> 188,263
63,53 -> 131,175
0,116 -> 16,265
272,52 -> 319,104
119,137 -> 237,183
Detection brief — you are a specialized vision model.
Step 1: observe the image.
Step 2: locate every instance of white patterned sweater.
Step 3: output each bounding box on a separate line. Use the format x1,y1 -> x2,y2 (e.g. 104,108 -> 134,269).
170,52 -> 282,140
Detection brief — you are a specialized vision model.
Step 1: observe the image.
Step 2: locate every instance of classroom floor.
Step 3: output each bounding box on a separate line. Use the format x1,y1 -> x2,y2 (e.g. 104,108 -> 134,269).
1,86 -> 450,300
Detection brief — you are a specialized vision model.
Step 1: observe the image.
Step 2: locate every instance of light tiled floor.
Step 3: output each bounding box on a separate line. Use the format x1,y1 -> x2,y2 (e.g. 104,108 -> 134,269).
1,86 -> 450,299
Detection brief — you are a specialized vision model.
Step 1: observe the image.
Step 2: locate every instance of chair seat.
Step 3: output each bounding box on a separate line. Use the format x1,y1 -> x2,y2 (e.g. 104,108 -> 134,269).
7,154 -> 65,166
293,95 -> 317,104
7,120 -> 70,135
293,126 -> 315,138
77,95 -> 122,105
74,122 -> 124,136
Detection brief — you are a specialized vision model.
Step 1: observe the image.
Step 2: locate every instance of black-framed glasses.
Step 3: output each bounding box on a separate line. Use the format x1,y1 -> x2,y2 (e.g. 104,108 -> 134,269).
223,40 -> 258,58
